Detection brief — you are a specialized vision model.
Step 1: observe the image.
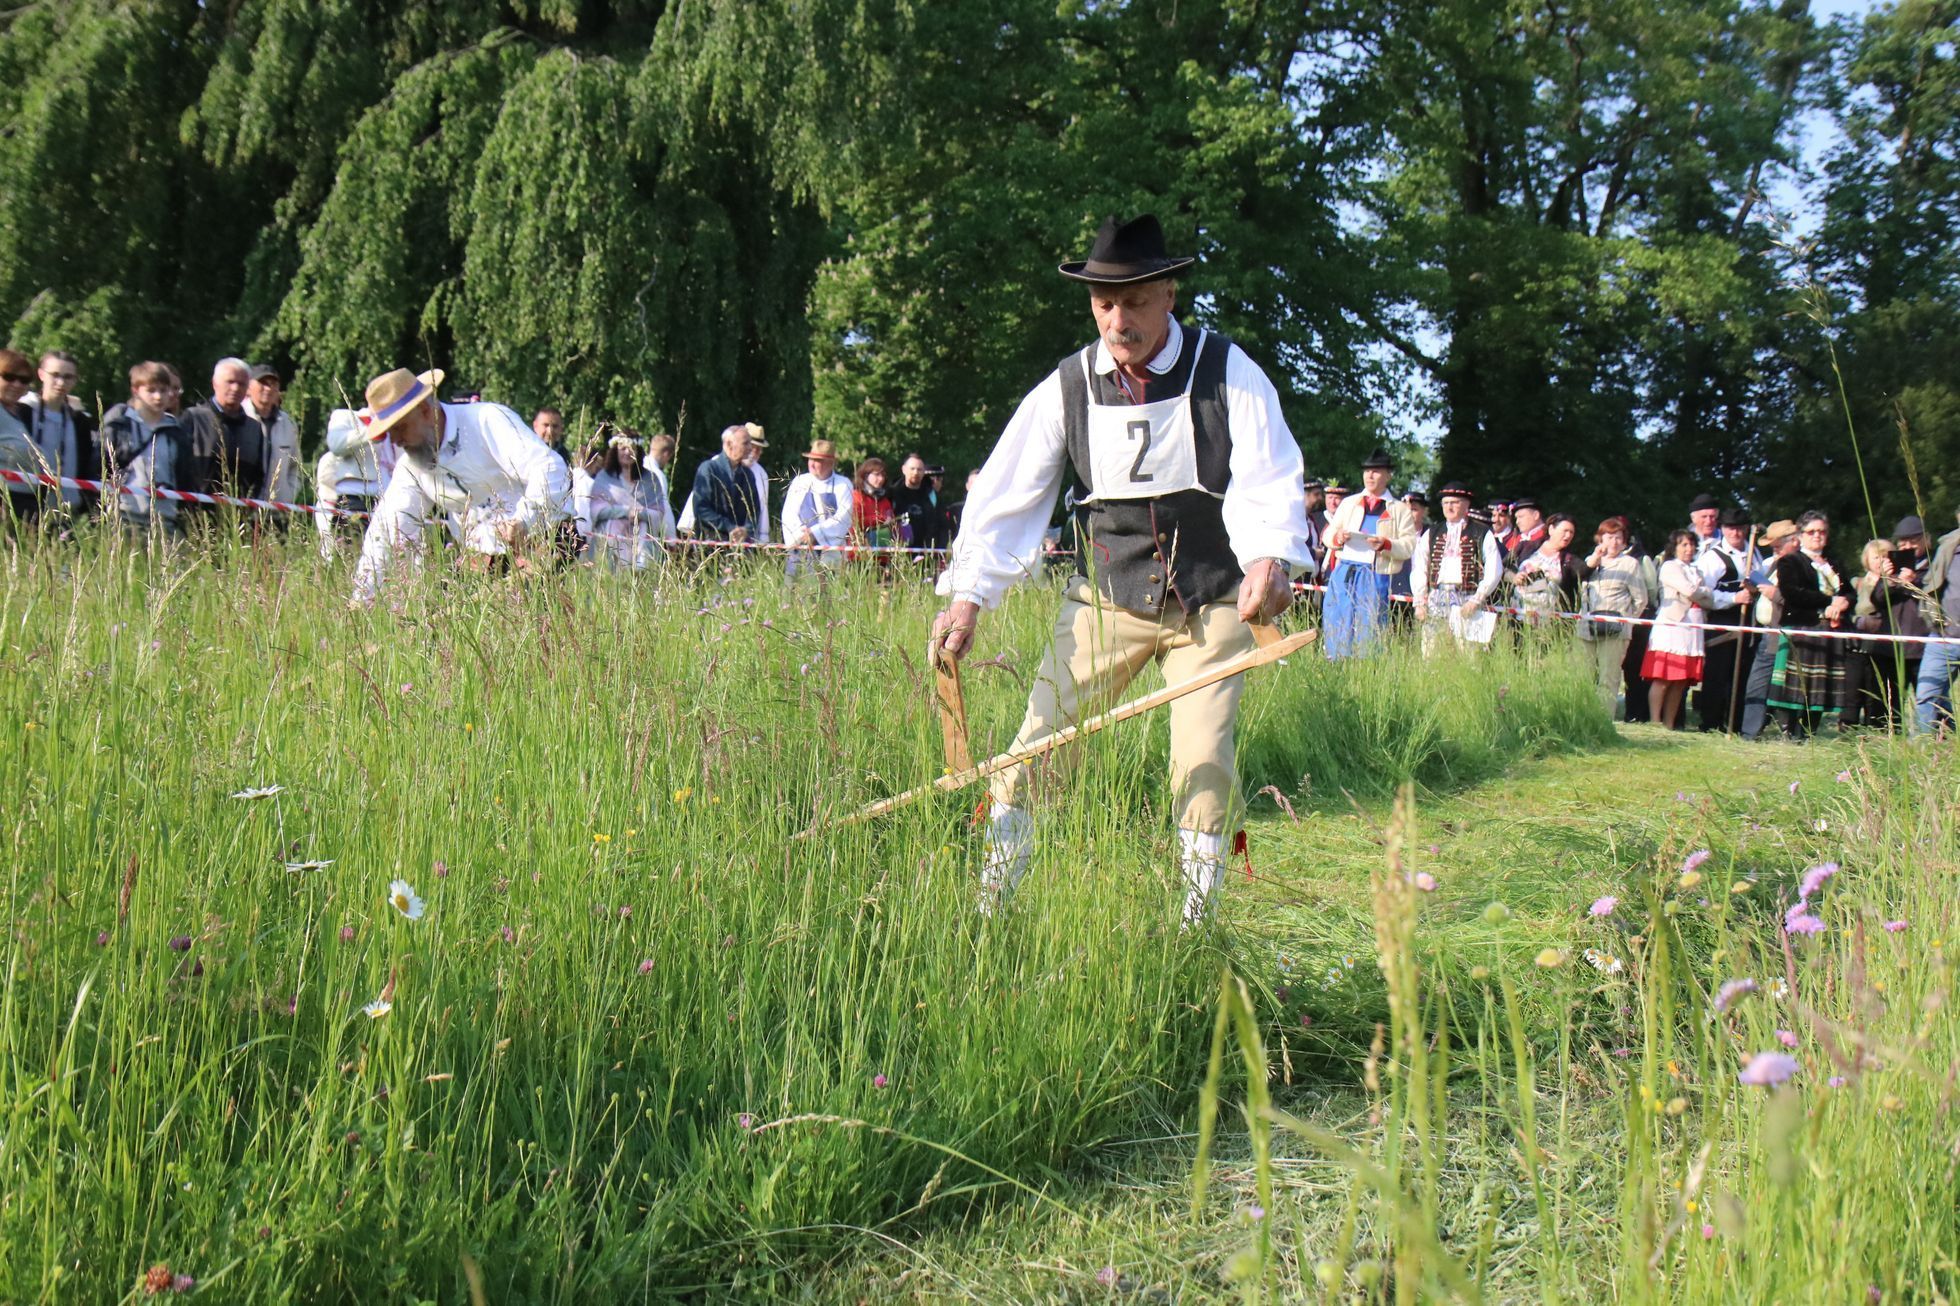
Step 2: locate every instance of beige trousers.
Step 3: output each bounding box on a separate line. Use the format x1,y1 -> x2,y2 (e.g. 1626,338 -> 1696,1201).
1585,633 -> 1629,718
989,580 -> 1254,834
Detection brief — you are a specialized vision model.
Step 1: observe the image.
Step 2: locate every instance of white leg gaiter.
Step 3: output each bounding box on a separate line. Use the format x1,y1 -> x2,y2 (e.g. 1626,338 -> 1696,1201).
978,802 -> 1033,914
1179,827 -> 1226,927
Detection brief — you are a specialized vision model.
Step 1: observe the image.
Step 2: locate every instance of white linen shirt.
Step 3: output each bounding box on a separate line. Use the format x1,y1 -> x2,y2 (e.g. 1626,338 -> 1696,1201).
782,470 -> 854,550
1697,540 -> 1753,612
1411,520 -> 1504,604
936,318 -> 1313,609
351,401 -> 570,603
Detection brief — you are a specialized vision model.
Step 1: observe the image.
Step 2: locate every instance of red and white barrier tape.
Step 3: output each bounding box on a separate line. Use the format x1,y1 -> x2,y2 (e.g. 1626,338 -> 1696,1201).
1293,578 -> 1960,648
0,467 -> 372,519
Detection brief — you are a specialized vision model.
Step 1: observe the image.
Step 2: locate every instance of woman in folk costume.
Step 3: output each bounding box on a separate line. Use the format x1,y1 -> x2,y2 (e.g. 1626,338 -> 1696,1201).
1641,529 -> 1714,728
1320,449 -> 1417,658
1765,510 -> 1851,737
587,434 -> 668,570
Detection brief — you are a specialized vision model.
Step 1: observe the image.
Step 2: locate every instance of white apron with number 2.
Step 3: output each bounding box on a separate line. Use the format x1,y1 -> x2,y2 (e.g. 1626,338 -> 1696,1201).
1079,329 -> 1210,503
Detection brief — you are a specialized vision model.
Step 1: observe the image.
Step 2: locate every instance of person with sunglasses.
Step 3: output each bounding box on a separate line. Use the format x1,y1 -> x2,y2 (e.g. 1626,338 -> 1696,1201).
1763,511 -> 1851,738
0,349 -> 42,530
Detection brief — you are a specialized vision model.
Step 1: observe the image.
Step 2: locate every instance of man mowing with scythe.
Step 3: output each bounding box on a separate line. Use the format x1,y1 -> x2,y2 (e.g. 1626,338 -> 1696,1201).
930,214 -> 1314,924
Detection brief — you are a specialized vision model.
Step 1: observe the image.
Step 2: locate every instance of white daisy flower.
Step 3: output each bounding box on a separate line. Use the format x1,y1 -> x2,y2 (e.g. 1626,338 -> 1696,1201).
362,998 -> 393,1019
231,785 -> 285,800
1584,947 -> 1625,975
284,859 -> 334,873
386,879 -> 426,921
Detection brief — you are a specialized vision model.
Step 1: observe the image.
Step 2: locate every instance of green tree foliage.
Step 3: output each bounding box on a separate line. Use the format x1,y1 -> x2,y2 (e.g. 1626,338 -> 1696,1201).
0,0 -> 1956,535
1769,0 -> 1960,537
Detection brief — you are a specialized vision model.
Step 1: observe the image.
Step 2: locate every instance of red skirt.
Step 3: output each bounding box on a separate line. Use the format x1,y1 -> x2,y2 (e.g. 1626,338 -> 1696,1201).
1640,649 -> 1704,684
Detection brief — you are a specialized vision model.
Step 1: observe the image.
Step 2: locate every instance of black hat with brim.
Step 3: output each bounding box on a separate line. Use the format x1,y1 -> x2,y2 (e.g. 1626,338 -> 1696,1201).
1720,507 -> 1752,527
1513,496 -> 1541,512
1438,481 -> 1474,500
1059,214 -> 1196,286
1361,448 -> 1395,470
1689,492 -> 1721,513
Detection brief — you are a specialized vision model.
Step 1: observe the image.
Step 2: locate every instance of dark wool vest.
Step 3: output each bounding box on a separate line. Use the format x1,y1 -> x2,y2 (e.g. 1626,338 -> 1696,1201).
1426,519 -> 1491,590
1706,546 -> 1744,628
1059,330 -> 1238,615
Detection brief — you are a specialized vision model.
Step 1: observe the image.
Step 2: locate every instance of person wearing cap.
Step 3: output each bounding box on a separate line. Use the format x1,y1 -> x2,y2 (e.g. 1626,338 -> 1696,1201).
242,363 -> 302,510
1739,518 -> 1802,737
1687,492 -> 1721,553
1694,506 -> 1760,731
932,213 -> 1312,925
1321,449 -> 1416,658
349,367 -> 572,604
1388,490 -> 1428,614
1486,497 -> 1517,556
1914,507 -> 1960,734
1412,481 -> 1504,653
1504,496 -> 1546,566
312,405 -> 396,559
781,439 -> 853,577
1304,478 -> 1328,539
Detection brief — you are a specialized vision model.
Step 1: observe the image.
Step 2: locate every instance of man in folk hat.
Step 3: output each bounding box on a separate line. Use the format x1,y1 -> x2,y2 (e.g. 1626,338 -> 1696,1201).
349,368 -> 571,604
1695,506 -> 1760,731
1687,492 -> 1721,553
781,438 -> 853,576
1504,495 -> 1546,567
1411,481 -> 1504,653
1486,496 -> 1517,557
932,213 -> 1312,925
1321,449 -> 1416,658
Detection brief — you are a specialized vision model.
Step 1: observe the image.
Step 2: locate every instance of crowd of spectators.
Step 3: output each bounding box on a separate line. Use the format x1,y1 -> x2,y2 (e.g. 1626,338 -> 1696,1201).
2,351 -> 1955,736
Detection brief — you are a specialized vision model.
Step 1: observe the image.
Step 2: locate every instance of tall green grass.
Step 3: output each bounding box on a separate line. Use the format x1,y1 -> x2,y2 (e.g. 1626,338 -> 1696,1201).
1200,738 -> 1960,1302
0,528 -> 1608,1299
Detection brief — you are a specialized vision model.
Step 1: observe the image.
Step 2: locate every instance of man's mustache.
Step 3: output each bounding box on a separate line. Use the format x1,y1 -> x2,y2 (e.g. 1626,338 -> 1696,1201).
1104,327 -> 1146,348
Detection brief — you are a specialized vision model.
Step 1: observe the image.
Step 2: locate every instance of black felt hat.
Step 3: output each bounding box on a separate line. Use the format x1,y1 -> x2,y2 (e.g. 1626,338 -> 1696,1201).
1720,506 -> 1752,528
1437,481 -> 1474,500
1689,492 -> 1721,513
1058,214 -> 1196,286
1403,490 -> 1429,507
1361,448 -> 1395,470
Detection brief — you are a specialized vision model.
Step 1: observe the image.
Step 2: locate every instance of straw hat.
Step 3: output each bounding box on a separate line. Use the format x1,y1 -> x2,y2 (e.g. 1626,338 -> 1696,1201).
1760,519 -> 1799,546
802,439 -> 839,462
361,368 -> 445,442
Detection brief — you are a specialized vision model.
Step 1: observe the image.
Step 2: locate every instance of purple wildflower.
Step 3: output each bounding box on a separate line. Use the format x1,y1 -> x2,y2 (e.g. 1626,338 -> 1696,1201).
1799,862 -> 1840,898
1738,1052 -> 1799,1086
1714,978 -> 1759,1013
1096,1266 -> 1118,1287
873,1073 -> 888,1088
1775,1029 -> 1799,1049
1786,912 -> 1826,936
1829,1075 -> 1848,1088
1836,770 -> 1853,783
637,958 -> 655,974
501,925 -> 516,944
1883,920 -> 1908,933
96,930 -> 110,946
1683,849 -> 1712,874
339,924 -> 356,942
172,1274 -> 195,1293
1589,895 -> 1618,917
738,1112 -> 756,1131
1413,871 -> 1437,892
1788,780 -> 1800,794
433,860 -> 449,879
168,935 -> 192,952
1700,1223 -> 1717,1240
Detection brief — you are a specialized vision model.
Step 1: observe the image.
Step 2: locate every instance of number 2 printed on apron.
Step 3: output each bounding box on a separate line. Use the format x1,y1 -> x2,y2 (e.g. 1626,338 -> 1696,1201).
1079,330 -> 1210,503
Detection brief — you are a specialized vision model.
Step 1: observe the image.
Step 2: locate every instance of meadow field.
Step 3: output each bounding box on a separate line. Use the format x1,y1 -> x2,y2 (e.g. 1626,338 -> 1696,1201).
1,531 -> 1954,1302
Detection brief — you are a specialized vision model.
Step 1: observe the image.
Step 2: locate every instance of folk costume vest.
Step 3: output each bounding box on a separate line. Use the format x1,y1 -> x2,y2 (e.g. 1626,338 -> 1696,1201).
1059,327 -> 1237,615
1706,546 -> 1745,629
1427,519 -> 1490,592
